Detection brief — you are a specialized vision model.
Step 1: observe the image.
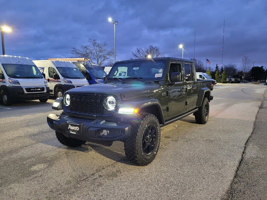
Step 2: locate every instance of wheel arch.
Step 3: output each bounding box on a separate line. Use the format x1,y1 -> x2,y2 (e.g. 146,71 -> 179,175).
196,88 -> 212,107
139,102 -> 164,125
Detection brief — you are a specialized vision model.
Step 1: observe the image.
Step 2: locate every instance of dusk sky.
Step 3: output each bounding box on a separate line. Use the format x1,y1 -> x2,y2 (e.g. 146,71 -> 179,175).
1,0 -> 266,70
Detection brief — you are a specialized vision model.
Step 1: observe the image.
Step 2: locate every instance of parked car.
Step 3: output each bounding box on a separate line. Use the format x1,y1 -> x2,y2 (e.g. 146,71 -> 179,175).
47,57 -> 214,165
33,60 -> 88,98
196,72 -> 216,90
74,62 -> 106,84
0,55 -> 49,105
48,58 -> 107,85
226,76 -> 241,83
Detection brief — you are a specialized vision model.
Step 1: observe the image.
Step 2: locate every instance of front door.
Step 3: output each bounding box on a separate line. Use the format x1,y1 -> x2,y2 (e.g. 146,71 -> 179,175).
47,67 -> 60,95
165,62 -> 187,120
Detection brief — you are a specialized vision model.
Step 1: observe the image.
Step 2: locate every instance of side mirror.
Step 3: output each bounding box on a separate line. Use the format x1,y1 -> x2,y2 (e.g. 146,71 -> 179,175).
170,72 -> 181,82
53,74 -> 60,79
0,74 -> 4,79
185,74 -> 191,81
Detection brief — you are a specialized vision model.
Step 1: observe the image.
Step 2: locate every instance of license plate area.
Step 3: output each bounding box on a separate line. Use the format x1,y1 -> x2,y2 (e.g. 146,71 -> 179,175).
67,123 -> 81,135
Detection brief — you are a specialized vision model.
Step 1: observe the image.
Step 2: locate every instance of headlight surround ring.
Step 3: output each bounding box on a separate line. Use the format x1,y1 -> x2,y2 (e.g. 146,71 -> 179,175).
103,96 -> 116,111
63,93 -> 71,106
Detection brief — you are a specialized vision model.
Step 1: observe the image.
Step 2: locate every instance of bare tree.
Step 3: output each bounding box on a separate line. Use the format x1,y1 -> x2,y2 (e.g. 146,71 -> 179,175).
72,39 -> 113,66
224,64 -> 237,76
132,45 -> 160,58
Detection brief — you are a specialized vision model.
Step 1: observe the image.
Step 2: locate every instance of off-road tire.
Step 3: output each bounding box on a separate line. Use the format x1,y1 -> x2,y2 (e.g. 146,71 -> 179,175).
195,97 -> 209,124
56,131 -> 86,147
124,114 -> 161,166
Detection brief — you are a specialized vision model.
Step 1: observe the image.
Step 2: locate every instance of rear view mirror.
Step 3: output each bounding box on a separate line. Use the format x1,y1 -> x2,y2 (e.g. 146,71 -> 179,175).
170,72 -> 181,82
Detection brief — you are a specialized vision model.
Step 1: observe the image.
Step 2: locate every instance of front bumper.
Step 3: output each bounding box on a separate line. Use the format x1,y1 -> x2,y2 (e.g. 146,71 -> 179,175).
7,86 -> 50,100
47,113 -> 132,142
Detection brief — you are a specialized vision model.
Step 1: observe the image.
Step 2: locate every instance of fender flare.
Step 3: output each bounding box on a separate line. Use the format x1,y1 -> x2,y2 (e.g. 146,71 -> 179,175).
196,88 -> 211,107
122,99 -> 165,124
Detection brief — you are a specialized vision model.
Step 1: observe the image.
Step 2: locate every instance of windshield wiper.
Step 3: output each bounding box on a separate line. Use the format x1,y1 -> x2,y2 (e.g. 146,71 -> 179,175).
111,77 -> 123,81
125,77 -> 143,80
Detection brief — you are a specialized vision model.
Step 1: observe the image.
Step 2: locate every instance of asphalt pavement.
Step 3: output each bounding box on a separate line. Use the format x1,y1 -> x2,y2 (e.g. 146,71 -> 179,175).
224,88 -> 267,200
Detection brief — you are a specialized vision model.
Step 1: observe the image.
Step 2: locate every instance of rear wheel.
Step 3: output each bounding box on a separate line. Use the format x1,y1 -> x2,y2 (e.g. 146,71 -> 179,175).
56,131 -> 86,147
124,114 -> 161,166
195,97 -> 209,124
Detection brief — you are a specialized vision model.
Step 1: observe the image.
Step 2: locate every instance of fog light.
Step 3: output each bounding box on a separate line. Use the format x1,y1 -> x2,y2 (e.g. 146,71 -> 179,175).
118,107 -> 139,115
99,129 -> 110,136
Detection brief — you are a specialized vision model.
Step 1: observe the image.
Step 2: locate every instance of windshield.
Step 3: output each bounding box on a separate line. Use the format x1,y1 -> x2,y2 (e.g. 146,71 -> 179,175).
3,64 -> 43,78
203,73 -> 212,79
107,60 -> 165,80
57,67 -> 85,79
85,65 -> 106,79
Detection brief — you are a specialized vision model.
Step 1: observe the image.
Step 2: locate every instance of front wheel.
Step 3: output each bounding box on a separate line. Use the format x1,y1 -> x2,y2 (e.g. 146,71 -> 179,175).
56,131 -> 86,147
195,97 -> 209,124
1,90 -> 12,106
124,114 -> 161,166
55,88 -> 63,98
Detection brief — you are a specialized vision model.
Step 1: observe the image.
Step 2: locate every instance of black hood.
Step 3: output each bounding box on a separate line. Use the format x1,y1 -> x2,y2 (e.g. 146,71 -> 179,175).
67,81 -> 161,100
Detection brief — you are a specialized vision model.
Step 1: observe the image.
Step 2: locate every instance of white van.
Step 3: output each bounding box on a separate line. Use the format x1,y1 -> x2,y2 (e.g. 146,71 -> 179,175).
33,60 -> 88,98
0,55 -> 49,106
196,72 -> 217,84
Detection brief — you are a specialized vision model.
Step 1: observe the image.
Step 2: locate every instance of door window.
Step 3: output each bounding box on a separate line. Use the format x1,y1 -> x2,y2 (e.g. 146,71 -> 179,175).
48,67 -> 58,78
184,63 -> 194,81
169,63 -> 182,82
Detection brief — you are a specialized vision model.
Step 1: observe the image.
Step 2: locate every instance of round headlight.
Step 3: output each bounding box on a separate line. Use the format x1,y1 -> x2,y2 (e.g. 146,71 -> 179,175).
103,96 -> 116,111
64,94 -> 71,106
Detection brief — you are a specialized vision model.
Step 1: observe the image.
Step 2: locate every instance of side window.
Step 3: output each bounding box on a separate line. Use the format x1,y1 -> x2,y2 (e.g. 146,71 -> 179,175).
169,63 -> 182,82
48,67 -> 58,78
0,68 -> 4,79
184,63 -> 194,81
169,63 -> 181,75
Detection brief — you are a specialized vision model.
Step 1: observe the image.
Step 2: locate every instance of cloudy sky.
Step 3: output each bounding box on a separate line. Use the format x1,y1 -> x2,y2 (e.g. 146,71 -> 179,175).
1,0 -> 266,70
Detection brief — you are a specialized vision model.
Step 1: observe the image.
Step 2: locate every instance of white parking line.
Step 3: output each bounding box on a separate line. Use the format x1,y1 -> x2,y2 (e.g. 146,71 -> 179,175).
0,106 -> 11,109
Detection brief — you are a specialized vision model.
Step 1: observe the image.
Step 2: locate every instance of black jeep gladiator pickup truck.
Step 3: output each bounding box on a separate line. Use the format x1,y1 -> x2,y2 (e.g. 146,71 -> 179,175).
47,57 -> 213,165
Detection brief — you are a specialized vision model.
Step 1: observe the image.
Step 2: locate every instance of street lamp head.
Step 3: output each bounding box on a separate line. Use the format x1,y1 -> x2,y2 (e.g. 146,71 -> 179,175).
179,44 -> 184,49
1,25 -> 12,33
146,54 -> 152,59
108,17 -> 113,23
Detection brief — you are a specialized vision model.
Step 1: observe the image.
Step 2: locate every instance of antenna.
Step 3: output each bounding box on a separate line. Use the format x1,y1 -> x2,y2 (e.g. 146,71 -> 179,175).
221,19 -> 225,67
193,31 -> 196,59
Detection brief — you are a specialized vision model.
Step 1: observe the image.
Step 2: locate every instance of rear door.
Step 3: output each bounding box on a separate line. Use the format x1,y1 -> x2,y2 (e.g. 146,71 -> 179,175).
184,62 -> 199,111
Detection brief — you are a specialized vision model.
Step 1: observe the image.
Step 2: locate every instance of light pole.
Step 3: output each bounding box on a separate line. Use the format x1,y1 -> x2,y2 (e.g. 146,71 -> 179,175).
178,43 -> 184,59
108,17 -> 118,63
1,25 -> 12,55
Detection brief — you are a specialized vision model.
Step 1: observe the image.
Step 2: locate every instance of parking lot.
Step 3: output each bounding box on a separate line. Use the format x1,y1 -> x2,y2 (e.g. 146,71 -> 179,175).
0,83 -> 266,200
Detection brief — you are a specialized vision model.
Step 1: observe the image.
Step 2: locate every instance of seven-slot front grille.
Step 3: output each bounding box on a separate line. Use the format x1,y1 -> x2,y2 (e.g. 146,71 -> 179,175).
66,93 -> 106,115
